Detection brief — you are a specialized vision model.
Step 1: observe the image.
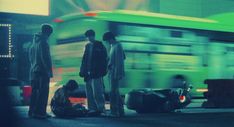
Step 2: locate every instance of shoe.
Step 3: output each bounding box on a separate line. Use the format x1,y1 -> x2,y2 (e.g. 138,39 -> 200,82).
46,113 -> 52,117
100,112 -> 107,117
119,111 -> 125,117
107,113 -> 121,118
106,113 -> 120,118
32,114 -> 47,119
107,111 -> 124,118
28,112 -> 33,118
87,110 -> 101,117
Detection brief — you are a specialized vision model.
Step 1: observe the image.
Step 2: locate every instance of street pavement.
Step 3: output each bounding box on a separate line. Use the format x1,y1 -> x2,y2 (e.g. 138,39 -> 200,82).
12,100 -> 234,127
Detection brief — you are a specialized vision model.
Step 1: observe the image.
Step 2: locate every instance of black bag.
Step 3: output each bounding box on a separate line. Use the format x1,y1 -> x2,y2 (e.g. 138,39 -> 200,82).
125,89 -> 176,113
125,89 -> 148,110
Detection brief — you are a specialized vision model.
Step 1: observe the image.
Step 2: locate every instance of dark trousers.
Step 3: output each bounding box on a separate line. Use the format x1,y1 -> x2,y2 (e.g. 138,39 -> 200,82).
110,79 -> 124,116
29,76 -> 49,116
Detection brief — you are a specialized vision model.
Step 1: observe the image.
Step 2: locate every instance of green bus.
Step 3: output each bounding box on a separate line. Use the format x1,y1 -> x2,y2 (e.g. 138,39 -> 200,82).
49,10 -> 234,97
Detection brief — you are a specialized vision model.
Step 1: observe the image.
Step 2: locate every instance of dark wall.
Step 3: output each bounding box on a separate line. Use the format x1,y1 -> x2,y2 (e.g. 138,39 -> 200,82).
15,34 -> 33,83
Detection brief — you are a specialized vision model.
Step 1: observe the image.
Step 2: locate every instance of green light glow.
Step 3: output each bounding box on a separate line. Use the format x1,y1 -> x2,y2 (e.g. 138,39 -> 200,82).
59,10 -> 234,32
208,12 -> 234,25
50,10 -> 234,97
115,10 -> 217,23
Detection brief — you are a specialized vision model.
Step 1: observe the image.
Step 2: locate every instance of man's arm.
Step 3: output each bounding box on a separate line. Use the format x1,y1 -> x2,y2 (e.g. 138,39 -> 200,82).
40,42 -> 53,77
79,44 -> 88,77
113,44 -> 125,80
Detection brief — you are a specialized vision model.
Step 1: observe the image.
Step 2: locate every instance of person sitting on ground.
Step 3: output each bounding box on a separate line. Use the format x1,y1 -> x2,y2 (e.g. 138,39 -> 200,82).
51,80 -> 87,118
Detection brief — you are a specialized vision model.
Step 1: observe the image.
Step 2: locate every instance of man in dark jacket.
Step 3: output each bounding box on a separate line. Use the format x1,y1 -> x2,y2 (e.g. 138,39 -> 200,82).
28,24 -> 53,119
80,29 -> 107,116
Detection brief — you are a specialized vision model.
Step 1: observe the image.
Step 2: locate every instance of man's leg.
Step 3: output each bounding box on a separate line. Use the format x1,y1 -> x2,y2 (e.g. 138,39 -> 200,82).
110,79 -> 124,117
92,78 -> 105,113
86,79 -> 97,111
28,79 -> 39,117
110,79 -> 119,116
34,76 -> 49,117
118,89 -> 124,116
40,76 -> 50,115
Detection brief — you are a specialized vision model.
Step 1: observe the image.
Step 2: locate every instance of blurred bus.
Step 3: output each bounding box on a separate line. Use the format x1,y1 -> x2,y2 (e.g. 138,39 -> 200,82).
49,10 -> 234,97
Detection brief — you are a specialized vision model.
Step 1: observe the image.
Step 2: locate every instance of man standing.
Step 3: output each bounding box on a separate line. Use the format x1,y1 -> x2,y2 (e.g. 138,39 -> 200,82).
103,32 -> 125,117
28,24 -> 53,119
80,29 -> 107,116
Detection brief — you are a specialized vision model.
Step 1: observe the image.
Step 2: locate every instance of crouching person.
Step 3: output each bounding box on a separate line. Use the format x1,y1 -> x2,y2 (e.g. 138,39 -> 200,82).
51,80 -> 87,118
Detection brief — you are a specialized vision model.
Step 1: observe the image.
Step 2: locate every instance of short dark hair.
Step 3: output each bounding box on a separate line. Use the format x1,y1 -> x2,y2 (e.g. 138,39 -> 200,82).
41,24 -> 53,34
85,29 -> 95,37
103,32 -> 115,41
64,80 -> 78,91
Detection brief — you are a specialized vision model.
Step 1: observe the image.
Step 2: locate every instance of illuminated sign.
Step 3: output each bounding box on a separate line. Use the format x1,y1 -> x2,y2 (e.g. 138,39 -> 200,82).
0,24 -> 13,58
0,0 -> 49,16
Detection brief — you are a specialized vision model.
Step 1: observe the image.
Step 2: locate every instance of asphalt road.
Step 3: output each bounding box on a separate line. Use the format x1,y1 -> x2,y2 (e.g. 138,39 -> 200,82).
13,105 -> 234,127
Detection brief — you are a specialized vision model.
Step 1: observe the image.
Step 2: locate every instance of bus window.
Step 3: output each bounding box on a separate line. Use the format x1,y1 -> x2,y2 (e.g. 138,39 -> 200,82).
170,30 -> 183,38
